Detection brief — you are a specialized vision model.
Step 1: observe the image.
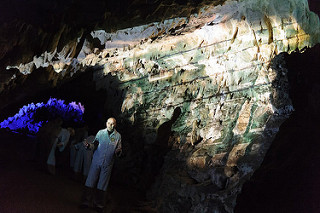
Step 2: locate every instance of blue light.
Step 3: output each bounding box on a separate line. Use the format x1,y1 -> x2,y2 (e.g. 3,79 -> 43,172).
0,98 -> 85,134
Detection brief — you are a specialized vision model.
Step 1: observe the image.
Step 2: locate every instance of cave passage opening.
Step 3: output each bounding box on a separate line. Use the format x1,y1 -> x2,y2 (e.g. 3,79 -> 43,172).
235,44 -> 320,213
0,65 -> 169,212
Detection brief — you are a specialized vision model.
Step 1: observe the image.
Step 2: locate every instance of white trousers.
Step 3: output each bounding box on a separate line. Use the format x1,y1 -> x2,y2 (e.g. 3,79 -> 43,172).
85,162 -> 113,191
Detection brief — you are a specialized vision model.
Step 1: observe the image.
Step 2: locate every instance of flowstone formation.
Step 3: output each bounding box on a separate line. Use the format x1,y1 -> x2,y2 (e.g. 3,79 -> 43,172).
4,0 -> 320,212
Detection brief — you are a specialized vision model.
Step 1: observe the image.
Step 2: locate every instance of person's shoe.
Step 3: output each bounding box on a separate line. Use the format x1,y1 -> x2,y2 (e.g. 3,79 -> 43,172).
80,186 -> 94,209
93,189 -> 106,212
78,203 -> 89,209
47,164 -> 56,175
94,206 -> 104,213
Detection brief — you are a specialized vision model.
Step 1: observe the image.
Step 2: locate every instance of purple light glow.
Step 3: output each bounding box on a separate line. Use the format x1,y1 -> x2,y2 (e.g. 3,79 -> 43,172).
0,98 -> 85,134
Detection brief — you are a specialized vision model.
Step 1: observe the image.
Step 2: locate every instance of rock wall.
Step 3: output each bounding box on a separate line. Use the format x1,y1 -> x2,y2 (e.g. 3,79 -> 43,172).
1,0 -> 320,212
84,1 -> 319,211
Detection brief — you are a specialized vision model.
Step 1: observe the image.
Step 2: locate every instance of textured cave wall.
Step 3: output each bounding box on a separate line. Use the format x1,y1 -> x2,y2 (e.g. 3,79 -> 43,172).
81,1 -> 320,212
0,0 -> 320,213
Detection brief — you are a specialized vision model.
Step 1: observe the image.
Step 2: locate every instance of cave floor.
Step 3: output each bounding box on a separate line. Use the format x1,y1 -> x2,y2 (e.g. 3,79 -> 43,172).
2,113 -> 320,213
0,130 -> 156,213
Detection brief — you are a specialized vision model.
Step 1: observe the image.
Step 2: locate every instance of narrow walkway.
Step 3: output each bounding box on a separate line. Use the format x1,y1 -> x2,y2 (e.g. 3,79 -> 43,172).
0,130 -> 156,213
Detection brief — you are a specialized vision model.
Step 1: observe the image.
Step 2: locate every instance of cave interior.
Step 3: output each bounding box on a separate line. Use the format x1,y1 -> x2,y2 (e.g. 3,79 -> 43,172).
0,0 -> 320,213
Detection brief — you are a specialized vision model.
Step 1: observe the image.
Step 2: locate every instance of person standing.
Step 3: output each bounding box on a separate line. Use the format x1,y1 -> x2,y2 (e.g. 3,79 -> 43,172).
70,125 -> 89,170
36,117 -> 63,172
47,127 -> 75,175
80,117 -> 122,212
73,135 -> 95,181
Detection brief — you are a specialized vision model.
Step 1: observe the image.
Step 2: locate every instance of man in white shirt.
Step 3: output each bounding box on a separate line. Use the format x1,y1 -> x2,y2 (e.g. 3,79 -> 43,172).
80,117 -> 122,212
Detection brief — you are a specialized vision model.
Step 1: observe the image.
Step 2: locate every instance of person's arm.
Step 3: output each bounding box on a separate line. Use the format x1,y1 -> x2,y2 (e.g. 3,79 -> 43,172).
84,132 -> 99,150
57,130 -> 71,152
85,139 -> 99,150
115,135 -> 122,157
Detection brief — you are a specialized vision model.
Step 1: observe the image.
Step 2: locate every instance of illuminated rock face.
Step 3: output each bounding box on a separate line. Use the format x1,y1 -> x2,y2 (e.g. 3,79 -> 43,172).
2,0 -> 320,212
82,1 -> 318,211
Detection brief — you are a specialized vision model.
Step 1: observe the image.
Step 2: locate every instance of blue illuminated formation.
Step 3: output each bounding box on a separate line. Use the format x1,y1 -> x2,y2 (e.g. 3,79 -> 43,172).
0,98 -> 85,134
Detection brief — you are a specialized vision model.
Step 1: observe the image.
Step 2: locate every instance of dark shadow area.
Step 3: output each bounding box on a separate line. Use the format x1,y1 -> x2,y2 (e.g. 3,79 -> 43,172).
235,44 -> 320,213
140,107 -> 182,191
308,0 -> 320,16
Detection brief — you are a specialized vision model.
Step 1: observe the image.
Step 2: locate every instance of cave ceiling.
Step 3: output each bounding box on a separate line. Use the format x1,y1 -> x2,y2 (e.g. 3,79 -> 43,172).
0,0 -> 224,69
0,0 -> 227,113
0,0 -> 319,113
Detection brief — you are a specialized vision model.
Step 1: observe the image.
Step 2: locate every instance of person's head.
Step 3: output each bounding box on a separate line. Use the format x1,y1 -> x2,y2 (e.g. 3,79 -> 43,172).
106,117 -> 116,132
67,127 -> 75,136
